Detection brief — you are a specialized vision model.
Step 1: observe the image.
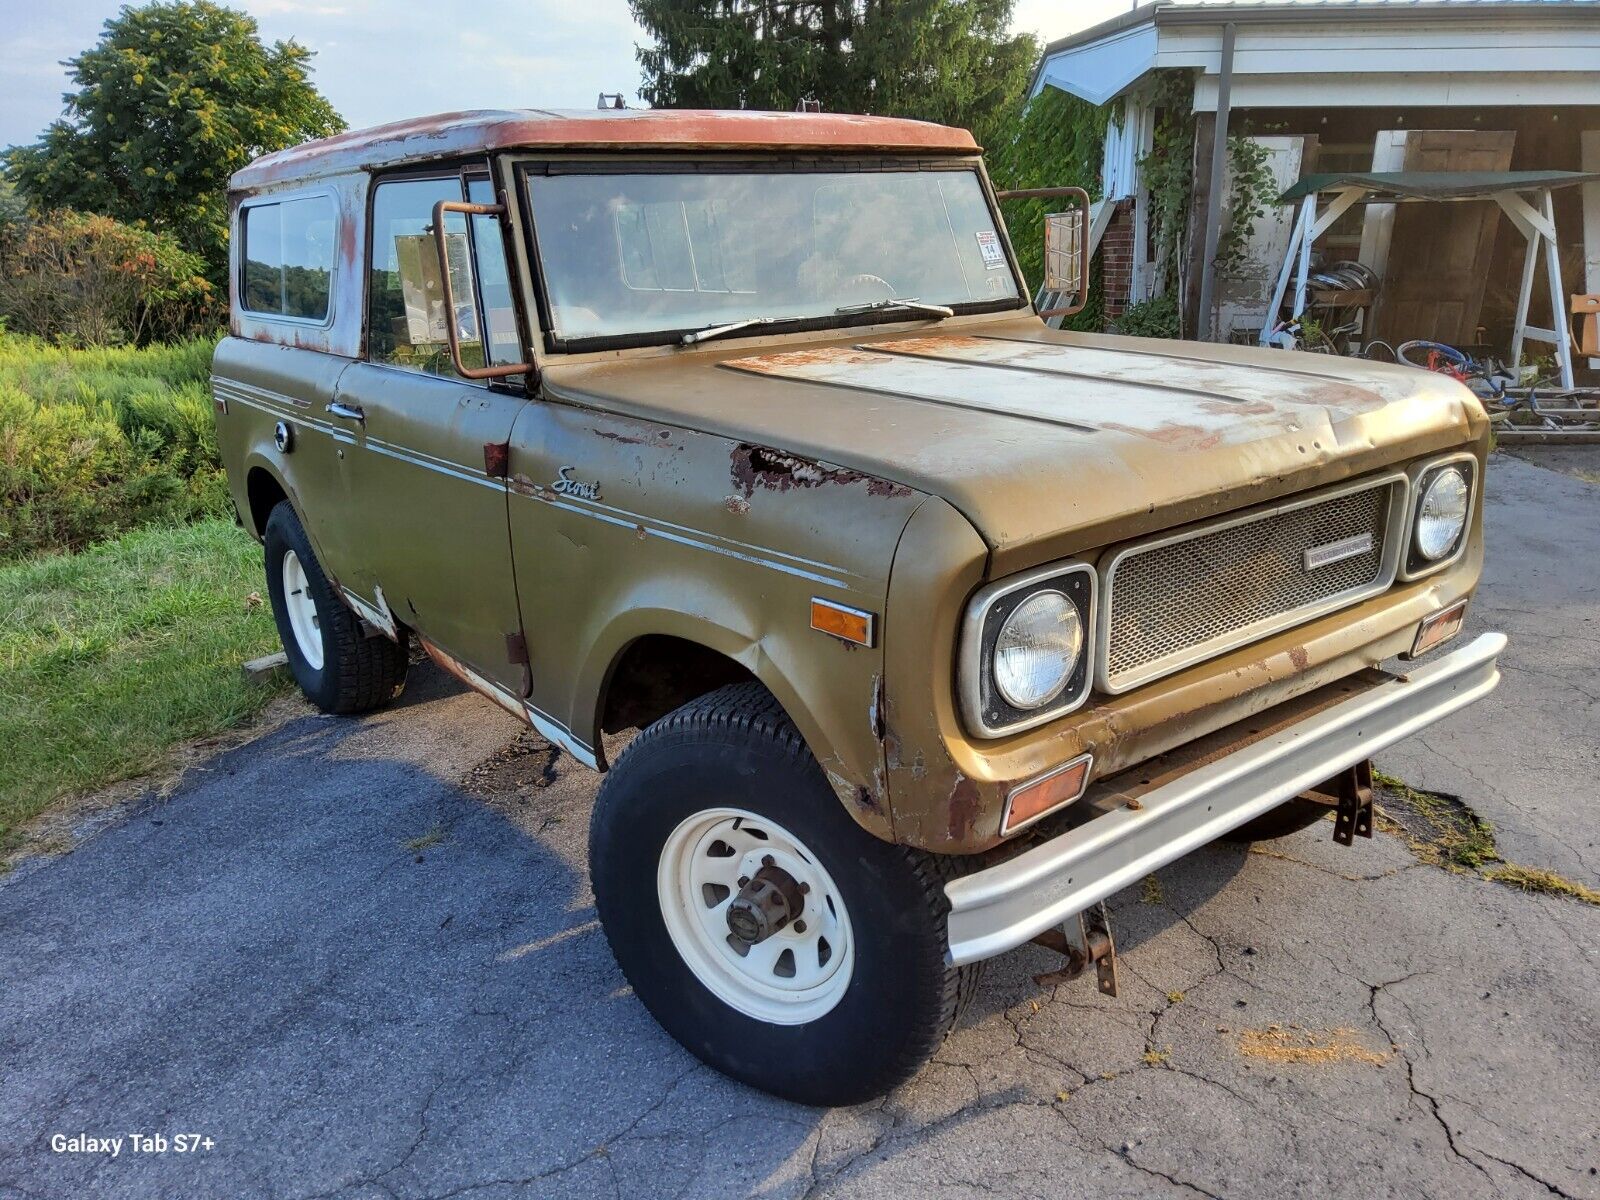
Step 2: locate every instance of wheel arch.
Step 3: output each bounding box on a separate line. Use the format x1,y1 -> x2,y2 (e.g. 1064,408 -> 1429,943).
578,608 -> 895,843
245,463 -> 291,540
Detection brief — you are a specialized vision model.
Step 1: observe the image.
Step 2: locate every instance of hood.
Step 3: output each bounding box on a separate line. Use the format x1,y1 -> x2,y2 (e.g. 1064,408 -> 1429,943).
541,319 -> 1481,574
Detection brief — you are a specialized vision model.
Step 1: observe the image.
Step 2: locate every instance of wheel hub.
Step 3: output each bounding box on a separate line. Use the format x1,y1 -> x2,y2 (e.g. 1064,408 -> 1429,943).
656,808 -> 855,1025
726,862 -> 805,945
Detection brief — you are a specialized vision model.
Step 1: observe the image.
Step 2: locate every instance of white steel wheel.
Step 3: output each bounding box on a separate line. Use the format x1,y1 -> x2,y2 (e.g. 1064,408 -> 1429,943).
657,807 -> 854,1025
279,549 -> 324,671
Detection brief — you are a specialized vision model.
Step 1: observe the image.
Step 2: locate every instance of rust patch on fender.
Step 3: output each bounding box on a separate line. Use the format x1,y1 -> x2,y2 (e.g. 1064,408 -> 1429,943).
729,443 -> 913,499
947,774 -> 983,842
723,495 -> 750,515
1288,644 -> 1310,671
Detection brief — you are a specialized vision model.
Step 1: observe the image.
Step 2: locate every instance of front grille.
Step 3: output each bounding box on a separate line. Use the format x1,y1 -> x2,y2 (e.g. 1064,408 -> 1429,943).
1099,477 -> 1404,693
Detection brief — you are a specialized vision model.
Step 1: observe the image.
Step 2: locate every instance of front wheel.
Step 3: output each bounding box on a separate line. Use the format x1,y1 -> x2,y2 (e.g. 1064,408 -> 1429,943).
590,683 -> 979,1106
263,501 -> 407,714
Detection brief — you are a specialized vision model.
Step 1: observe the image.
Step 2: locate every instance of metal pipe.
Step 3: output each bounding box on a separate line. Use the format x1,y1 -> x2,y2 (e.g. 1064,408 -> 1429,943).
1194,21 -> 1236,341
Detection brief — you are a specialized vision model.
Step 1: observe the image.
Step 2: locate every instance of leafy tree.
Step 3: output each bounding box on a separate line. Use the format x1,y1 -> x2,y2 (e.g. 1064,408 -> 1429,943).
632,0 -> 1037,144
0,175 -> 29,241
985,84 -> 1111,296
5,2 -> 343,278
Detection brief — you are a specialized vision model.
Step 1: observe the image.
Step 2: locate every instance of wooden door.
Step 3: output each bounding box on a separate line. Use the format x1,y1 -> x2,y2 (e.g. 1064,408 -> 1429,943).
1215,135 -> 1316,341
1368,129 -> 1515,345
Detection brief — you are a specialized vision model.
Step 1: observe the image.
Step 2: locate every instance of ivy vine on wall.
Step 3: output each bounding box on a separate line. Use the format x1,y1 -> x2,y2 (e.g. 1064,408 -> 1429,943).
994,70 -> 1280,335
1214,134 -> 1278,279
1132,70 -> 1197,298
985,85 -> 1110,330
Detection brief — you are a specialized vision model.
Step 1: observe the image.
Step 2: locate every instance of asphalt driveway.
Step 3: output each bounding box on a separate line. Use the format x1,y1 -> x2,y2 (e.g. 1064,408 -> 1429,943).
2,451 -> 1596,1200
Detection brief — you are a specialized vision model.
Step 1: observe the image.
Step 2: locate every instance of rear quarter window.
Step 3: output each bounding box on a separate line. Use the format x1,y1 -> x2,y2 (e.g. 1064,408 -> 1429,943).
240,194 -> 336,321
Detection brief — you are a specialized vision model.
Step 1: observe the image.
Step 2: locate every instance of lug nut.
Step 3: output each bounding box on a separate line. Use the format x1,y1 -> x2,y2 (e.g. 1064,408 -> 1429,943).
793,920 -> 807,934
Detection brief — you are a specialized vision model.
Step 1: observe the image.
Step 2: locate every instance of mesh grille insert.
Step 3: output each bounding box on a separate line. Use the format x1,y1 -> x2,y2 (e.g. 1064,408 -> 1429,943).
1102,481 -> 1399,690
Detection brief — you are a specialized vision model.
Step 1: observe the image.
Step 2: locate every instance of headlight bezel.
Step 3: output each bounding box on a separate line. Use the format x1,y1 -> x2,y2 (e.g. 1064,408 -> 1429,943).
958,562 -> 1095,738
1402,454 -> 1476,580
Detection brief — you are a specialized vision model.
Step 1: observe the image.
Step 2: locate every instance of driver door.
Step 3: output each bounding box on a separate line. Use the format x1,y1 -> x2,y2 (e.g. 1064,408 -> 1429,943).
332,169 -> 531,691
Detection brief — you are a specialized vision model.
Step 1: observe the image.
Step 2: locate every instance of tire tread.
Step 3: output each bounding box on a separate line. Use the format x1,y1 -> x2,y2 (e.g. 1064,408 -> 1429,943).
596,682 -> 979,1101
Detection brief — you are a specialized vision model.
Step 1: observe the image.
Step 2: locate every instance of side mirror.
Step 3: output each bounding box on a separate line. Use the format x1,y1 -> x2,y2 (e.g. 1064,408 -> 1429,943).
995,185 -> 1091,320
431,199 -> 535,381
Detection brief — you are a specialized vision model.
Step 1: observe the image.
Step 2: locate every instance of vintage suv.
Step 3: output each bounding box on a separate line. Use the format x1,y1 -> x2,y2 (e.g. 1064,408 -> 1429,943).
216,108 -> 1502,1105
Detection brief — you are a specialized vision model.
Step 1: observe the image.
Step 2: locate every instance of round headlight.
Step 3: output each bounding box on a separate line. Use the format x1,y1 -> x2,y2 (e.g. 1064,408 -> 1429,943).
1415,467 -> 1469,561
993,590 -> 1084,710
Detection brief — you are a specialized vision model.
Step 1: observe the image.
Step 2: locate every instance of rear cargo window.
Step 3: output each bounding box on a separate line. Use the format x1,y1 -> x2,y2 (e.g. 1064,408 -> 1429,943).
240,195 -> 335,321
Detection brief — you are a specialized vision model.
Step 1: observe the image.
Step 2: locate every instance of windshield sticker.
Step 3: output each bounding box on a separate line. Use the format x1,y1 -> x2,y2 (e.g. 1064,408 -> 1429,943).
976,230 -> 1006,269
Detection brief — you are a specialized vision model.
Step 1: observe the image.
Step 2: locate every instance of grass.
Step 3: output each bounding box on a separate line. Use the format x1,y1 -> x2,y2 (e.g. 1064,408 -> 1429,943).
1481,865 -> 1600,907
0,517 -> 288,849
1374,769 -> 1599,907
0,333 -> 227,561
403,827 -> 448,854
1372,769 -> 1498,870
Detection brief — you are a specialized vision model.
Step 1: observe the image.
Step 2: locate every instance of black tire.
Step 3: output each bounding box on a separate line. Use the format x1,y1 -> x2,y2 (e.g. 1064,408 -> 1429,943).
1223,797 -> 1329,842
590,682 -> 979,1106
263,501 -> 407,714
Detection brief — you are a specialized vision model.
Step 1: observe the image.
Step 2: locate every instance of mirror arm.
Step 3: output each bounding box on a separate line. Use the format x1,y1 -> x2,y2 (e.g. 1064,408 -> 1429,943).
430,199 -> 537,382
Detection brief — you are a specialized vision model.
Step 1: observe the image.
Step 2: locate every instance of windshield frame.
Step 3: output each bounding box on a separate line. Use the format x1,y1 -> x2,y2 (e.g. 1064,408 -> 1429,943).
514,155 -> 1030,355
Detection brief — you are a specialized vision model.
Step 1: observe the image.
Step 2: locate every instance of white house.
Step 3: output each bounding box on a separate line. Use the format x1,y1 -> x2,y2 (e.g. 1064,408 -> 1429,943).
1030,0 -> 1600,353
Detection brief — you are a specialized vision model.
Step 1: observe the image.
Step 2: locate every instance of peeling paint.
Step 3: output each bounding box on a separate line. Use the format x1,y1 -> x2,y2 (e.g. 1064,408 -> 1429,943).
729,443 -> 913,500
947,773 -> 982,842
508,473 -> 551,500
592,428 -> 652,446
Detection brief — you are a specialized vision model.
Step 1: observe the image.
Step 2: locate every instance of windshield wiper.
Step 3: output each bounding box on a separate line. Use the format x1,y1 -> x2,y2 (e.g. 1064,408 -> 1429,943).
834,297 -> 955,319
680,314 -> 813,346
680,296 -> 954,347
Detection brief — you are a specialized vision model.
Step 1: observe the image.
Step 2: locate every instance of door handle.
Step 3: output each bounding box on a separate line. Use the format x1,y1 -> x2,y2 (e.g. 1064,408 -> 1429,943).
326,401 -> 365,423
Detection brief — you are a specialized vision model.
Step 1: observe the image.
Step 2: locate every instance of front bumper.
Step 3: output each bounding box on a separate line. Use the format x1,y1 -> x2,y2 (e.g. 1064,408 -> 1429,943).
944,632 -> 1505,966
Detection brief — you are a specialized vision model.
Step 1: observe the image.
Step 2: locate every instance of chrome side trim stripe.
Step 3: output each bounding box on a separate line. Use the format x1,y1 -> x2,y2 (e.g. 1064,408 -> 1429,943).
419,637 -> 601,771
221,383 -> 858,589
944,632 -> 1506,966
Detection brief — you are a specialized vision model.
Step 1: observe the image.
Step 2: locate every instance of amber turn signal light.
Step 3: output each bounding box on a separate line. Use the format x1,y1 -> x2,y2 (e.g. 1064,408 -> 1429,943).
1003,753 -> 1093,835
1409,599 -> 1468,658
810,598 -> 875,647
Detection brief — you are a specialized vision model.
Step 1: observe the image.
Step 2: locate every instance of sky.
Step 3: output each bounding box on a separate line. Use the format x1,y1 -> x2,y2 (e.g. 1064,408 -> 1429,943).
0,0 -> 1146,150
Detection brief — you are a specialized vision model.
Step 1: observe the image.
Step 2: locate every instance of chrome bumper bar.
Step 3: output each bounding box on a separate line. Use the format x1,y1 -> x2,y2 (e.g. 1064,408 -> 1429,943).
944,632 -> 1506,966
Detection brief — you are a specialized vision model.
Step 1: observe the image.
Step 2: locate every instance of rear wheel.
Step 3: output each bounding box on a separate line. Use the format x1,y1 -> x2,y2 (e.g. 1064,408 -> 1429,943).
263,501 -> 407,714
590,683 -> 979,1106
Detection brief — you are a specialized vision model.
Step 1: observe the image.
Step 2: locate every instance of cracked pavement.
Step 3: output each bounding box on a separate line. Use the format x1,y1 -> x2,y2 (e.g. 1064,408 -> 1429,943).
2,450 -> 1596,1200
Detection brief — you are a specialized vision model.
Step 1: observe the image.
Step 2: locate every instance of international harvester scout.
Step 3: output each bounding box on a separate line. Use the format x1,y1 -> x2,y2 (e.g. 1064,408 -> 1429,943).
216,109 -> 1502,1105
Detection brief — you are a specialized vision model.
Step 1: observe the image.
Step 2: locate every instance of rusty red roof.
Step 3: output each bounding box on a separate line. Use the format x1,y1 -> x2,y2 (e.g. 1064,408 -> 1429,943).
230,108 -> 980,189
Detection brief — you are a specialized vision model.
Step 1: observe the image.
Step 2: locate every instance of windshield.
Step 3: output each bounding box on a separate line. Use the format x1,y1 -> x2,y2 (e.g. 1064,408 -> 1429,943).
525,166 -> 1022,346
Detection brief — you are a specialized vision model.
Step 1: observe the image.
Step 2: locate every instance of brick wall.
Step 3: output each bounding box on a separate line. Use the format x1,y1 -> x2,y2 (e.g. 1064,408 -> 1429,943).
1100,198 -> 1136,324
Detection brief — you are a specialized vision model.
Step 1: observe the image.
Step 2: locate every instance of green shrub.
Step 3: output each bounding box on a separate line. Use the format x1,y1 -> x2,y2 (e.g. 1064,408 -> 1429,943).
0,333 -> 228,560
0,209 -> 220,347
1109,294 -> 1180,339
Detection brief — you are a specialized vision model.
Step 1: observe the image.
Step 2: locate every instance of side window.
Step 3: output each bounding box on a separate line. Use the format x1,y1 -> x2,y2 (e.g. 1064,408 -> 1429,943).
368,175 -> 521,377
240,195 -> 335,321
